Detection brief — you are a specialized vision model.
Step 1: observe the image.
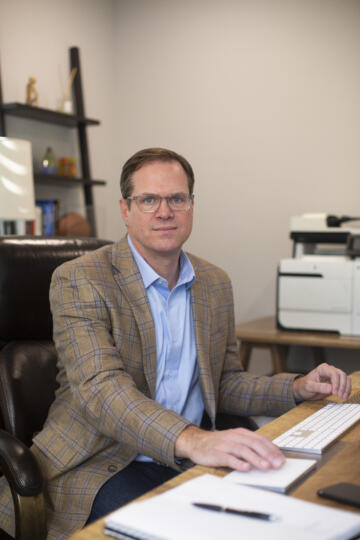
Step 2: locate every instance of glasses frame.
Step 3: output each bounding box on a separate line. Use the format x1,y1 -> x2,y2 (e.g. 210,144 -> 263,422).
126,193 -> 194,213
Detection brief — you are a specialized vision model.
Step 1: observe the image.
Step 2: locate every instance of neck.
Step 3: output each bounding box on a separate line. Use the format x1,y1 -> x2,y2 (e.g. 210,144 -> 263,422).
150,253 -> 180,290
129,237 -> 181,290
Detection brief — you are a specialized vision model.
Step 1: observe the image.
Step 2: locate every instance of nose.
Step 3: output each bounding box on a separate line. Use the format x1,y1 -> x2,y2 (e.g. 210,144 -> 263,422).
156,197 -> 173,218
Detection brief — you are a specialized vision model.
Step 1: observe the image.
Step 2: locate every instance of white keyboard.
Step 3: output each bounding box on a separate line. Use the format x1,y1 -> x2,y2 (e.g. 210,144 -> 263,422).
273,402 -> 360,455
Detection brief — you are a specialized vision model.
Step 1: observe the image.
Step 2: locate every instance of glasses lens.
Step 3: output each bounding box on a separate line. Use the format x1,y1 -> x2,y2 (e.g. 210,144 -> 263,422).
137,195 -> 160,212
168,194 -> 191,210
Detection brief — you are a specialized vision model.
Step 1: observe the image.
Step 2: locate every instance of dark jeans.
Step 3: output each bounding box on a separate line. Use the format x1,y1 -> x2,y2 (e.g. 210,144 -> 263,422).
85,461 -> 179,525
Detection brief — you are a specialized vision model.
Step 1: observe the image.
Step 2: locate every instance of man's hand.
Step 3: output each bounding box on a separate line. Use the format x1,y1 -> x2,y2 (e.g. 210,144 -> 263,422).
175,425 -> 285,472
293,362 -> 351,402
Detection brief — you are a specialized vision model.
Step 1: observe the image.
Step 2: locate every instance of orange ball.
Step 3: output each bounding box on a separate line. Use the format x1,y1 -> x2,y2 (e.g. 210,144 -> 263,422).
57,213 -> 91,236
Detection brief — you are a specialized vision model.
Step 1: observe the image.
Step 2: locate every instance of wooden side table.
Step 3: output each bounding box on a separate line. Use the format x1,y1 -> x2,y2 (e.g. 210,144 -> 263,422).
236,316 -> 360,373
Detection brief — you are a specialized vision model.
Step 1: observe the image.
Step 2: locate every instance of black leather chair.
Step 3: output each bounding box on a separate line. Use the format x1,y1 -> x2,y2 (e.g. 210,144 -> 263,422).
0,236 -> 112,540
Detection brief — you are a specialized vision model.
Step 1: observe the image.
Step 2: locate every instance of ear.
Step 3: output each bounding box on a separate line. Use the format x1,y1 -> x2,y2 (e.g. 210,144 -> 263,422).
119,198 -> 129,224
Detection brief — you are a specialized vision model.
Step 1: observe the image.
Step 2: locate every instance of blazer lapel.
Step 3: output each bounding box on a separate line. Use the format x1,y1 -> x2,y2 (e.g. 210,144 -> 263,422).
111,239 -> 157,398
190,269 -> 216,425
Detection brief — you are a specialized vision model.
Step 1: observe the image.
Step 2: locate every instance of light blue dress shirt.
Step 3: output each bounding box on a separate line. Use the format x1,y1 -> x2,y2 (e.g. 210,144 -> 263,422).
127,236 -> 204,462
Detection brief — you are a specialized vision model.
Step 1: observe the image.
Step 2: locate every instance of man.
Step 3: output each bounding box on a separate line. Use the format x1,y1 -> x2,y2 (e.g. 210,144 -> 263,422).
0,148 -> 351,539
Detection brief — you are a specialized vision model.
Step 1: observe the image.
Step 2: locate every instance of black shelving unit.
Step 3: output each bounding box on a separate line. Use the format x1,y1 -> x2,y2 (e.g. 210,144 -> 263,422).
34,173 -> 106,187
0,46 -> 106,236
0,102 -> 100,127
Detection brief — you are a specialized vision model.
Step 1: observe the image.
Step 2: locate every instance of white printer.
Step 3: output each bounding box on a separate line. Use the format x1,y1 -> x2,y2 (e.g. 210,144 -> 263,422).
277,213 -> 360,335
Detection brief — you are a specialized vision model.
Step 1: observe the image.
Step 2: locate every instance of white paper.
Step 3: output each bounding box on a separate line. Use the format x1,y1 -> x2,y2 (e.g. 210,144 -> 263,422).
224,457 -> 317,492
104,474 -> 360,540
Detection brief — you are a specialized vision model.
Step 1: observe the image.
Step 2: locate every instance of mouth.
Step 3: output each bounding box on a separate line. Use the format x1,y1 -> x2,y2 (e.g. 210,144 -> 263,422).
153,226 -> 177,232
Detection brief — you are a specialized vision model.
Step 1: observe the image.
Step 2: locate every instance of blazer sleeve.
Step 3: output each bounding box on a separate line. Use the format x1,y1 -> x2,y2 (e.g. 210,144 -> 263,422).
49,260 -> 192,468
215,276 -> 299,417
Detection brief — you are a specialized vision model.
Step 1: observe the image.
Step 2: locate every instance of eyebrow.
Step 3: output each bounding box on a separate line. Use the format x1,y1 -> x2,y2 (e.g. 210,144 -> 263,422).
136,192 -> 188,197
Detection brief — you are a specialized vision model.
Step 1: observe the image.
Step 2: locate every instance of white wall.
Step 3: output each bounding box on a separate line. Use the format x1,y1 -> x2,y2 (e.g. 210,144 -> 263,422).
1,0 -> 360,373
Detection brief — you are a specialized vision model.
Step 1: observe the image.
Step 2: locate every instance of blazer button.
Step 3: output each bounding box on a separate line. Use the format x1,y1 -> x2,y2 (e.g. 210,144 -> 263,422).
107,464 -> 118,473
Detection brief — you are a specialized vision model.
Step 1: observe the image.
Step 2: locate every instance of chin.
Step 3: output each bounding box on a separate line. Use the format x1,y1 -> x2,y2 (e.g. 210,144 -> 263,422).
153,240 -> 182,253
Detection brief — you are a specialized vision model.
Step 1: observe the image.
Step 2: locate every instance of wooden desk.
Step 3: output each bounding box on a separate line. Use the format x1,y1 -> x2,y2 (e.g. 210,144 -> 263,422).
236,315 -> 360,373
70,371 -> 360,539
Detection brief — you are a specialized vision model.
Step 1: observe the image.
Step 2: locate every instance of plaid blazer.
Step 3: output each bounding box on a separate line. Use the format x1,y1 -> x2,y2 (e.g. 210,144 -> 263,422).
0,238 -> 297,539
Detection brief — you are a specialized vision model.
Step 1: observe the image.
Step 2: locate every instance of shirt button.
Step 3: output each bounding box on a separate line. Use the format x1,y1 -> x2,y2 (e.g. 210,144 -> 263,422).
107,464 -> 118,473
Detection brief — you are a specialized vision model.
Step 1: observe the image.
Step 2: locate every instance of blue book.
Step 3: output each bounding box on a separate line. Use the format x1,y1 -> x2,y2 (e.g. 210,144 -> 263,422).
35,200 -> 58,235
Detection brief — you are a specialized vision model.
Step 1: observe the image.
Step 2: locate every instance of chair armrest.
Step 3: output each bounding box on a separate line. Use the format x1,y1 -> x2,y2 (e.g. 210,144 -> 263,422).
0,429 -> 44,497
0,430 -> 47,540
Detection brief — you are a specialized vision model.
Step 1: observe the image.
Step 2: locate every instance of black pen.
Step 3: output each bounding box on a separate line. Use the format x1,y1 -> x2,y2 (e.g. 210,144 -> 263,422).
192,502 -> 279,521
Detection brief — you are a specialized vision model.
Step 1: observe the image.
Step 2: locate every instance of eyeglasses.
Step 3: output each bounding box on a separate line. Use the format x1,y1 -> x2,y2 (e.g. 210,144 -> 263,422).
127,193 -> 194,213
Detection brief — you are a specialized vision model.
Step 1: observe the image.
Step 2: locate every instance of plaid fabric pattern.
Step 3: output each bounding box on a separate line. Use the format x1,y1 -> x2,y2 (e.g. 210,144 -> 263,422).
0,238 -> 298,539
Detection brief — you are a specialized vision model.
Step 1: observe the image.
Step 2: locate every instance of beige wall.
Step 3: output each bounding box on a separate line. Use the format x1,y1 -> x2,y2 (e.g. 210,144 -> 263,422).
1,0 -> 360,372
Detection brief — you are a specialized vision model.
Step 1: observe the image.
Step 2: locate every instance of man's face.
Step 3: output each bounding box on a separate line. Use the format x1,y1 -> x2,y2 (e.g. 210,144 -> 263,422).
120,160 -> 193,262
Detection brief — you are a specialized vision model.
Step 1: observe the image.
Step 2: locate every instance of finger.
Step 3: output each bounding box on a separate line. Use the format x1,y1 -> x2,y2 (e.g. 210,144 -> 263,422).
328,368 -> 342,396
315,364 -> 344,395
311,362 -> 330,380
217,440 -> 272,471
197,446 -> 253,471
343,377 -> 352,400
245,437 -> 285,468
232,444 -> 273,470
326,368 -> 348,399
224,454 -> 253,472
308,380 -> 332,396
337,373 -> 351,400
230,431 -> 285,469
234,443 -> 285,471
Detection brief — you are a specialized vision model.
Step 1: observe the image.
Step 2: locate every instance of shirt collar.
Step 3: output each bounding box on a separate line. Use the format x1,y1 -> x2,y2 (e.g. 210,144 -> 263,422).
127,235 -> 195,290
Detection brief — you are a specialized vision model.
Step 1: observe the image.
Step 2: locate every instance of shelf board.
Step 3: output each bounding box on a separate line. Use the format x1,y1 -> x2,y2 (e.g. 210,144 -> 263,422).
34,173 -> 106,186
1,102 -> 100,127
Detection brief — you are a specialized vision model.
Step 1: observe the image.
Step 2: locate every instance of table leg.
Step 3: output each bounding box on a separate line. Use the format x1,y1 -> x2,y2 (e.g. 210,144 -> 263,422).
270,344 -> 288,373
239,342 -> 252,371
312,347 -> 326,367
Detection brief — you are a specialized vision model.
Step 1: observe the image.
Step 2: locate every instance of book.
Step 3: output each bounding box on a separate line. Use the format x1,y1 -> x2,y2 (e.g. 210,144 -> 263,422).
224,457 -> 317,493
34,205 -> 43,235
15,219 -> 26,235
104,473 -> 360,540
2,220 -> 16,234
35,200 -> 59,235
25,219 -> 35,235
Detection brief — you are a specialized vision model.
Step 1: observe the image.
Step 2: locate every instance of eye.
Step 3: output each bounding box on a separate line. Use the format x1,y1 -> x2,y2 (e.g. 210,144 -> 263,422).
170,194 -> 186,205
141,195 -> 156,206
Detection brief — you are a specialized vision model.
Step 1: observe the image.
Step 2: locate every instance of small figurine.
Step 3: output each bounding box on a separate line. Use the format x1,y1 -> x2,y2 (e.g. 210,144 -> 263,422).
26,76 -> 38,106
